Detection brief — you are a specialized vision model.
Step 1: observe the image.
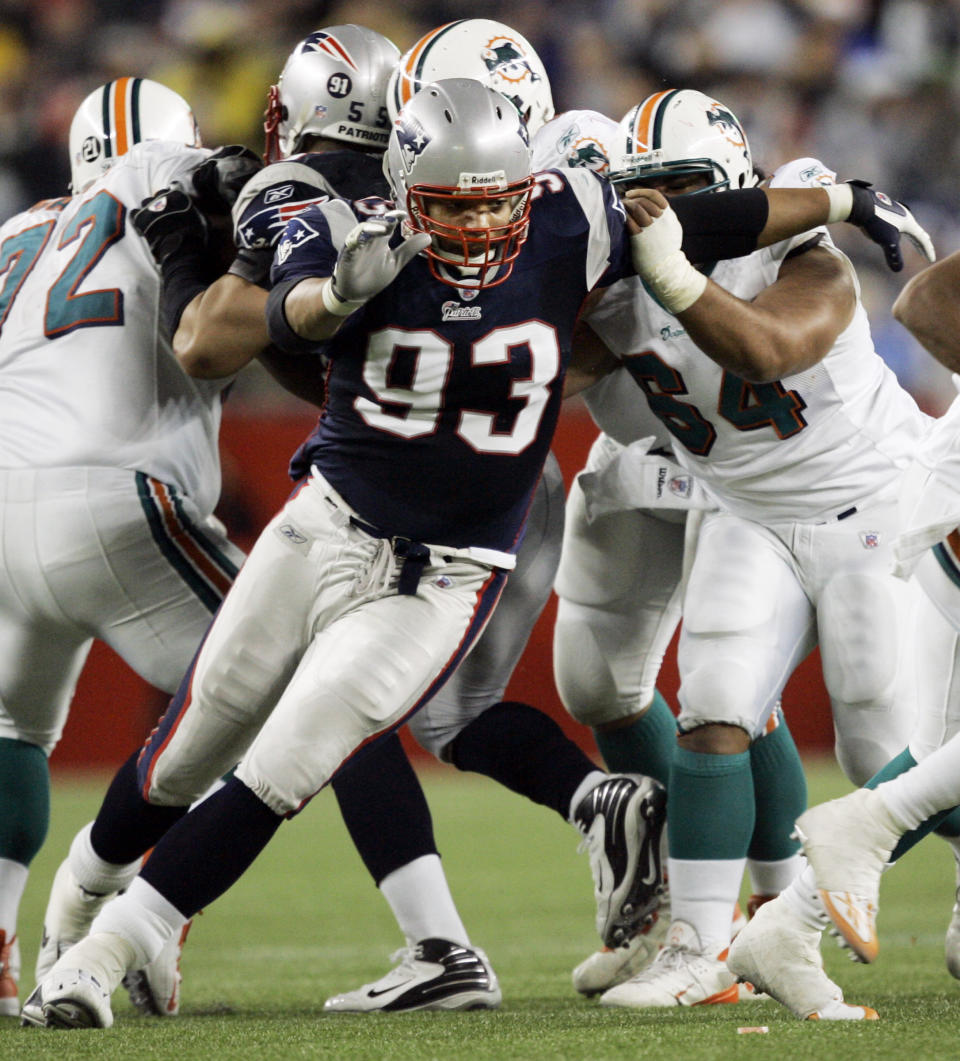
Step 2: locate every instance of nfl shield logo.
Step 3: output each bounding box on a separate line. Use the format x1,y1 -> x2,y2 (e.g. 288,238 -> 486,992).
860,531 -> 880,549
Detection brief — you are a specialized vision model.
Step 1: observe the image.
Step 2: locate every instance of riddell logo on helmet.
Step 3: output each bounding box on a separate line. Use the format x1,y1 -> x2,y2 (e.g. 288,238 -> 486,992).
458,171 -> 508,190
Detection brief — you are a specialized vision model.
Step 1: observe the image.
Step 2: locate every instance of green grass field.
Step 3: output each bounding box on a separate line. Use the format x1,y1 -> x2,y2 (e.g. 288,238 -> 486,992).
5,758 -> 960,1060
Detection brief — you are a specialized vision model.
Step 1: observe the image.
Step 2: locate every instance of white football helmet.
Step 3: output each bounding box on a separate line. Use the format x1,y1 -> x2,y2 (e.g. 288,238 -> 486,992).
387,19 -> 554,136
384,78 -> 534,289
610,89 -> 757,194
69,78 -> 200,194
264,25 -> 399,162
531,109 -> 619,174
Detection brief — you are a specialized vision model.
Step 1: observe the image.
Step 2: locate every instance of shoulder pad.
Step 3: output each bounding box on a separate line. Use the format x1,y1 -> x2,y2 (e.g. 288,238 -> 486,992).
232,159 -> 341,249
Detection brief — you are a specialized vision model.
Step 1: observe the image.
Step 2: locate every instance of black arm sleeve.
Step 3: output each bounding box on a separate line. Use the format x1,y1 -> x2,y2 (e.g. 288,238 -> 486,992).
672,188 -> 769,263
265,277 -> 324,356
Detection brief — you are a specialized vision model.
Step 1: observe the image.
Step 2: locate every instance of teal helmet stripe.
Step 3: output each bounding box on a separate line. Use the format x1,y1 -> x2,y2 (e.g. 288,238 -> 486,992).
649,88 -> 680,151
130,77 -> 143,143
101,84 -> 112,159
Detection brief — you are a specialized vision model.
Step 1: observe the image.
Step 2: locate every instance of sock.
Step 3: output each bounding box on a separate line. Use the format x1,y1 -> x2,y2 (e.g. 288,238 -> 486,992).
448,701 -> 599,820
592,689 -> 677,787
332,733 -> 438,885
139,776 -> 282,918
667,747 -> 754,954
69,822 -> 141,895
379,854 -> 470,947
89,751 -> 190,866
0,737 -> 49,864
865,744 -> 960,852
748,709 -> 805,862
0,859 -> 28,941
865,744 -> 957,862
747,854 -> 803,898
90,876 -> 189,969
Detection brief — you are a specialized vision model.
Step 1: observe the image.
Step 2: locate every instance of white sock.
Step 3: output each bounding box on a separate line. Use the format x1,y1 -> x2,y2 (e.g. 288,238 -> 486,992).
568,771 -> 608,823
747,853 -> 804,897
68,822 -> 141,895
876,732 -> 960,830
379,854 -> 470,948
668,856 -> 745,954
0,858 -> 28,940
89,877 -> 188,969
780,863 -> 829,931
51,931 -> 138,996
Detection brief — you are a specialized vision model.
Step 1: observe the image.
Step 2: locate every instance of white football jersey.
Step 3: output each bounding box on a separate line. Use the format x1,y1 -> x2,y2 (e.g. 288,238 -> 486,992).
0,140 -> 229,517
585,158 -> 931,523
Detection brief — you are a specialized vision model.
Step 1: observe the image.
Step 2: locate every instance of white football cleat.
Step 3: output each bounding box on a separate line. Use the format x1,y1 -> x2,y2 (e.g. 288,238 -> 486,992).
20,967 -> 114,1029
727,892 -> 878,1020
323,938 -> 501,1012
598,920 -> 739,1009
0,931 -> 19,1017
573,775 -> 666,948
35,859 -> 114,982
794,788 -> 901,964
572,907 -> 670,997
122,920 -> 191,1016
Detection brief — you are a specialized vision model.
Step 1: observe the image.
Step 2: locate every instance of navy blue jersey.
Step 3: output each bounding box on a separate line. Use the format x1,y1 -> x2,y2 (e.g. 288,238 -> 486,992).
268,168 -> 627,554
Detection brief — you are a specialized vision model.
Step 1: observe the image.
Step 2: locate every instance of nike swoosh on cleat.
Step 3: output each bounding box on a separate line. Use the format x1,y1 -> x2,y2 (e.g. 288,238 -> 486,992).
367,980 -> 414,998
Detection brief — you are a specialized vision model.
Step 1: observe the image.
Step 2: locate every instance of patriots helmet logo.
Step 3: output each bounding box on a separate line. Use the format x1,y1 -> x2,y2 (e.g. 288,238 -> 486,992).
395,115 -> 431,173
298,31 -> 359,71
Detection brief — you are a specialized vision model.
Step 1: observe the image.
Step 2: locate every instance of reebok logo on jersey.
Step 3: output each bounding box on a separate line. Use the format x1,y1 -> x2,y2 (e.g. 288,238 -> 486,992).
442,301 -> 482,322
265,184 -> 295,204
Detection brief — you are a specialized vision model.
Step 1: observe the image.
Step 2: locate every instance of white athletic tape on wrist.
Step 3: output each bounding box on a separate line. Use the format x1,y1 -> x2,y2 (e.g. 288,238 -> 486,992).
320,278 -> 365,317
824,183 -> 854,224
642,248 -> 708,314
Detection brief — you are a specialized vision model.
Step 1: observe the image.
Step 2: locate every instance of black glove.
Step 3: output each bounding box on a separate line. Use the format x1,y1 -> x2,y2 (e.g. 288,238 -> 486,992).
228,245 -> 274,288
131,189 -> 210,336
846,179 -> 935,272
131,188 -> 207,265
192,145 -> 263,214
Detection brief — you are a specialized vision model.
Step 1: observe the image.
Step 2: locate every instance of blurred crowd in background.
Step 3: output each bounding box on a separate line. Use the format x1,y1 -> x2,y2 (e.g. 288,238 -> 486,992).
0,0 -> 957,410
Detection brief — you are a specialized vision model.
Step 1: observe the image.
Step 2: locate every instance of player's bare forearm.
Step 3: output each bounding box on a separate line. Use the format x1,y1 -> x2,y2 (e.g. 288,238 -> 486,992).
282,276 -> 349,341
174,275 -> 269,378
893,250 -> 960,372
757,188 -> 831,247
676,246 -> 856,383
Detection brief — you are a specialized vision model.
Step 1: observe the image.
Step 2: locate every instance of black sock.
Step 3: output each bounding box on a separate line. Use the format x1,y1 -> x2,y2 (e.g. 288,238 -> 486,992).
332,733 -> 438,886
89,751 -> 188,865
140,776 -> 283,917
448,701 -> 598,820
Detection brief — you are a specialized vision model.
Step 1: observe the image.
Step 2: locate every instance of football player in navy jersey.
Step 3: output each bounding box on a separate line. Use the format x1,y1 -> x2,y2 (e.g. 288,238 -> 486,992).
31,25 -> 669,1017
21,65 -> 936,1027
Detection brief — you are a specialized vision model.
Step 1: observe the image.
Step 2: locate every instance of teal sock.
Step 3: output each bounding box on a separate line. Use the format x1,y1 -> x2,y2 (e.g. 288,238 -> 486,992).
0,737 -> 50,864
592,689 -> 677,788
865,746 -> 958,861
668,747 -> 754,860
748,713 -> 806,861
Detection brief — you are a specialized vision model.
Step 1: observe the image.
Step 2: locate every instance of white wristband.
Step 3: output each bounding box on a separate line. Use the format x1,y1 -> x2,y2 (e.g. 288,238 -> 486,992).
632,239 -> 708,314
320,277 -> 365,317
824,183 -> 854,224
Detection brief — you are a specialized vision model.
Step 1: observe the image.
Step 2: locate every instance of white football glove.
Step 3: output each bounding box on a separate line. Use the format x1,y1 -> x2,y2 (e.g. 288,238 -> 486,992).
628,203 -> 707,314
845,180 -> 935,272
323,209 -> 431,316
